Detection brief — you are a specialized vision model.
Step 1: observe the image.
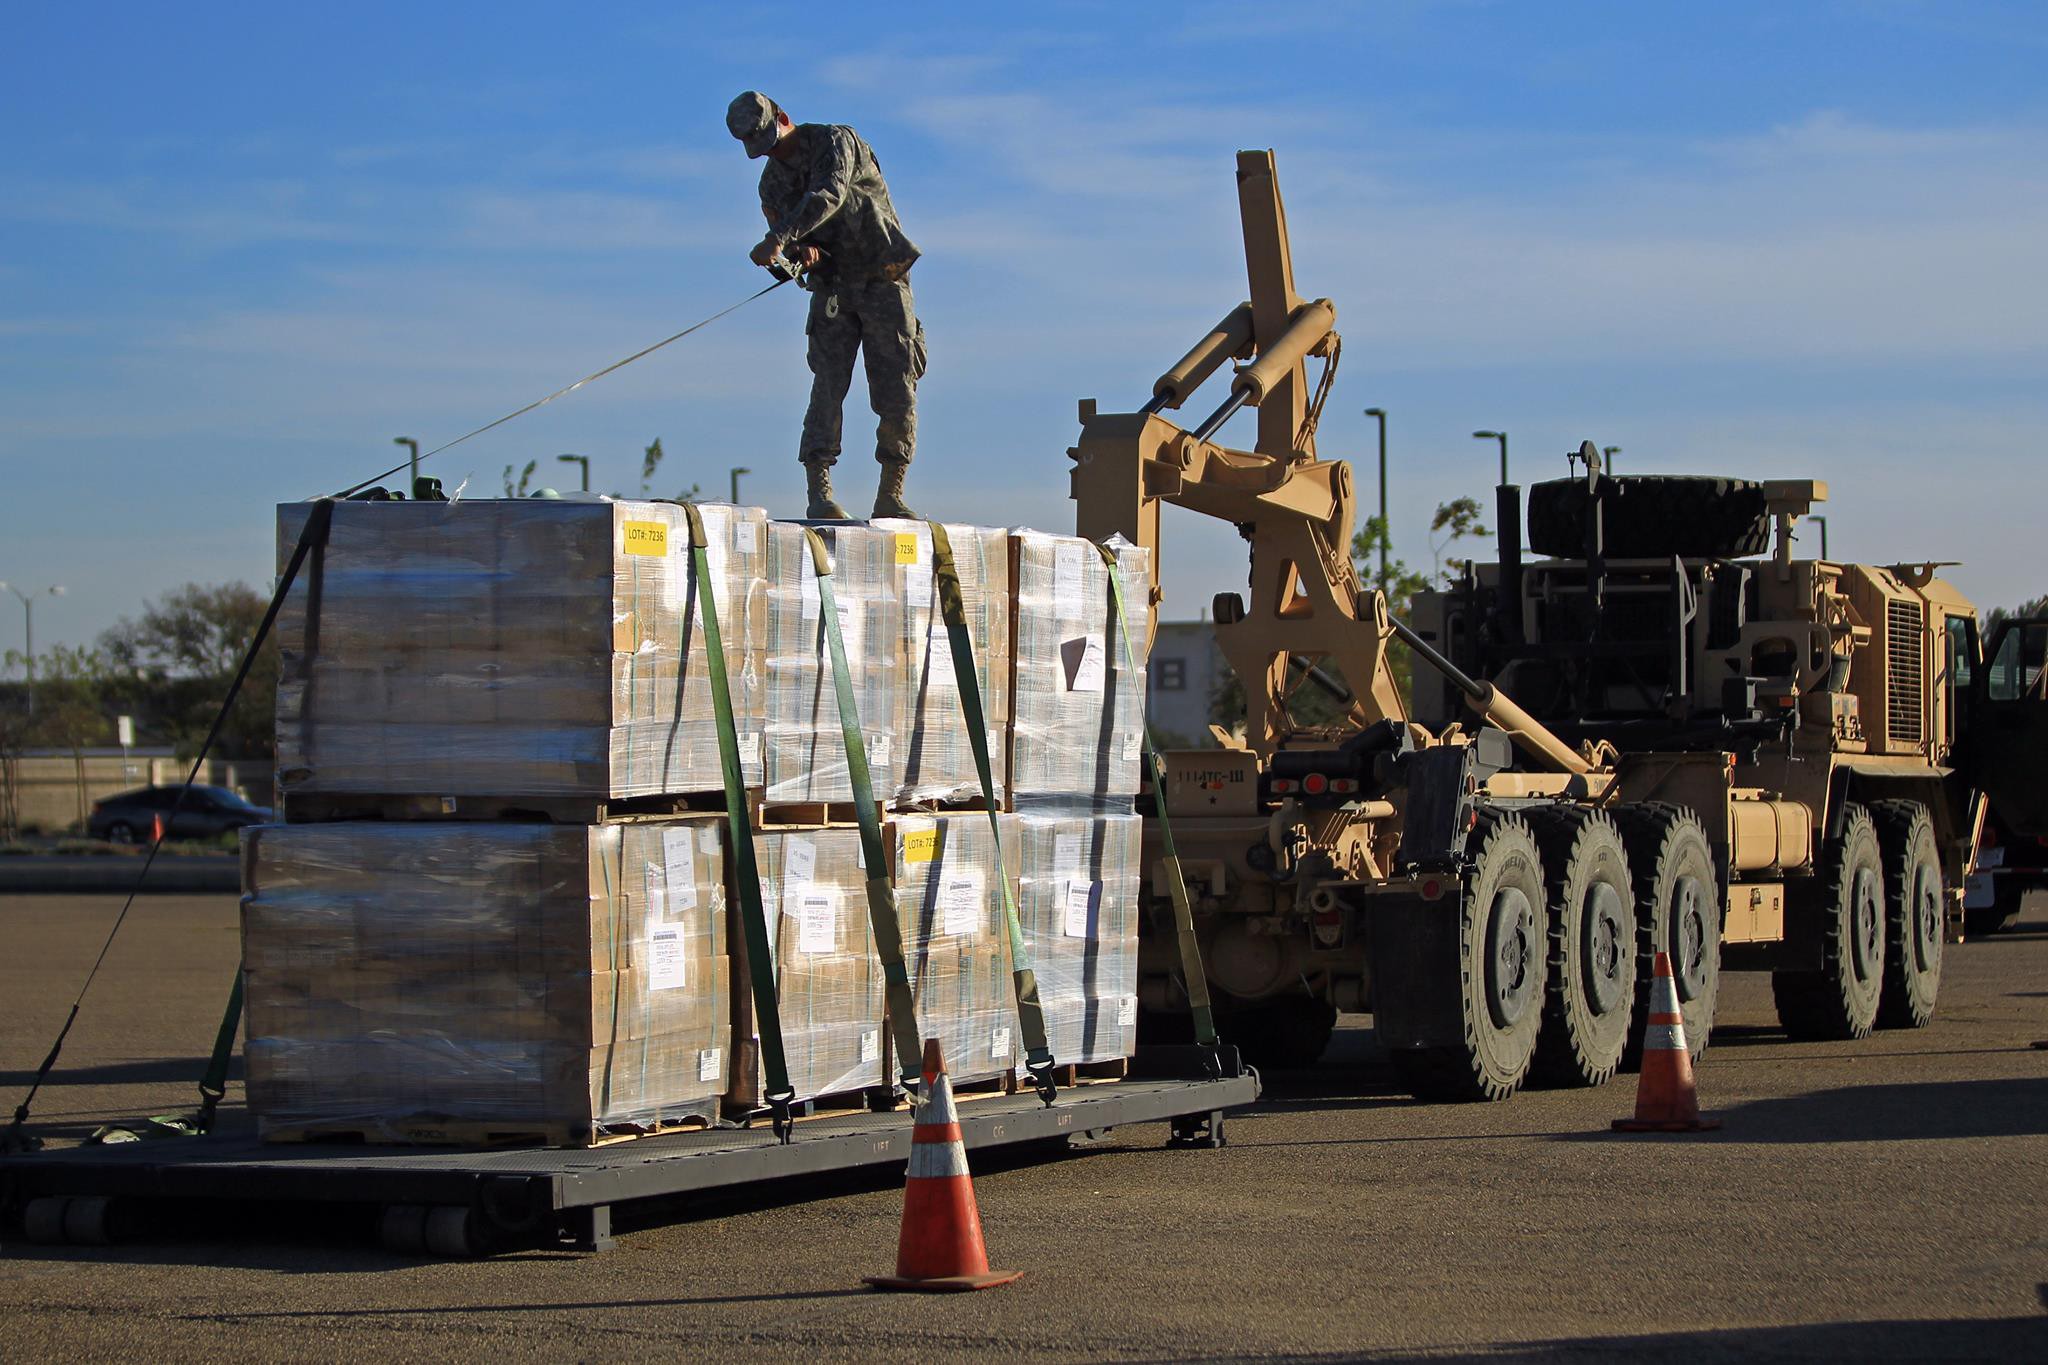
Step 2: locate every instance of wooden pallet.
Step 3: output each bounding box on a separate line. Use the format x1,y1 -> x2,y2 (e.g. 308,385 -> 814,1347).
259,1100 -> 719,1150
757,800 -> 862,828
1053,1056 -> 1131,1086
278,788 -> 731,827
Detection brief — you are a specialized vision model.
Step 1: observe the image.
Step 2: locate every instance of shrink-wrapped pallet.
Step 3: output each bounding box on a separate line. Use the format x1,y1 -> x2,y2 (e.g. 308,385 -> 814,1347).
894,814 -> 1022,1085
239,818 -> 731,1144
734,827 -> 887,1103
762,524 -> 901,804
1017,812 -> 1142,1065
1010,532 -> 1151,812
274,500 -> 766,802
872,520 -> 1013,808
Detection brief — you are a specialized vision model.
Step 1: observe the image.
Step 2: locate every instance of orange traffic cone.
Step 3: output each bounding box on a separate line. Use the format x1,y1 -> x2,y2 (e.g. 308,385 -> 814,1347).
864,1038 -> 1022,1293
1613,951 -> 1721,1133
151,812 -> 166,844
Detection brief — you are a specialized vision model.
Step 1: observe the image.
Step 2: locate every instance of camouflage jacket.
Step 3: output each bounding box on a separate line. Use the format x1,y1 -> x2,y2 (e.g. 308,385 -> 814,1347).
758,123 -> 920,282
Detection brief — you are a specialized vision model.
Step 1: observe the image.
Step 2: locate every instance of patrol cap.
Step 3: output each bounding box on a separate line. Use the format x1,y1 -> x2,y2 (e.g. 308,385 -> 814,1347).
727,91 -> 781,158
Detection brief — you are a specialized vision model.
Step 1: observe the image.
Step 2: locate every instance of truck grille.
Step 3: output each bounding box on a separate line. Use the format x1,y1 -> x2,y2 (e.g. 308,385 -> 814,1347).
1886,599 -> 1923,746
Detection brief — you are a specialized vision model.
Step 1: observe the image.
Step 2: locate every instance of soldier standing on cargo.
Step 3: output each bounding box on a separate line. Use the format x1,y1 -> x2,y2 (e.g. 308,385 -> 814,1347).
727,92 -> 925,521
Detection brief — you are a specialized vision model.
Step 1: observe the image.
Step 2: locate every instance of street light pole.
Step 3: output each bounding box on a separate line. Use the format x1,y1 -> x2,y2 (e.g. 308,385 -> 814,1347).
1472,430 -> 1508,484
393,437 -> 420,493
729,466 -> 752,505
1363,408 -> 1388,591
556,454 -> 591,492
1602,445 -> 1620,473
1808,515 -> 1829,560
0,582 -> 65,718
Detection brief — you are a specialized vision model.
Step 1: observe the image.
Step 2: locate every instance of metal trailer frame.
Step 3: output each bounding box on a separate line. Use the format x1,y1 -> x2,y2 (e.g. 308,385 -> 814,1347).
1,1049 -> 1255,1257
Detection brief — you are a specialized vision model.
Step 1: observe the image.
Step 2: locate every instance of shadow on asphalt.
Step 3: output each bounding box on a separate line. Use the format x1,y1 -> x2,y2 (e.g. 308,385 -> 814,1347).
0,1056 -> 241,1089
1164,1309 -> 2048,1362
1553,1076 -> 2048,1145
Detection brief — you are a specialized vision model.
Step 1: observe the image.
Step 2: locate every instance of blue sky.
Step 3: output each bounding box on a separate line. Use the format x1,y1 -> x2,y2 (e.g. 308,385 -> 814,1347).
5,1 -> 2047,658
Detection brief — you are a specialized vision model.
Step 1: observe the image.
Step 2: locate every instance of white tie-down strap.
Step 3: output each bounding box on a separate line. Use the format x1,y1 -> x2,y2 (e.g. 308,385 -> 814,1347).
1649,967 -> 1682,1018
908,1135 -> 973,1180
1642,1022 -> 1688,1054
919,1071 -> 960,1127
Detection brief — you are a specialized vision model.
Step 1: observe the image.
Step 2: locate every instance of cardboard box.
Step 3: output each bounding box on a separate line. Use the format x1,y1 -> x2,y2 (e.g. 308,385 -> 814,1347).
274,500 -> 766,801
239,817 -> 731,1143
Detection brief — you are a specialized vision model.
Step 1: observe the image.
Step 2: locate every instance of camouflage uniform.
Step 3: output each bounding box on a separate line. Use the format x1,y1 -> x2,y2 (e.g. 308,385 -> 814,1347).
757,124 -> 925,469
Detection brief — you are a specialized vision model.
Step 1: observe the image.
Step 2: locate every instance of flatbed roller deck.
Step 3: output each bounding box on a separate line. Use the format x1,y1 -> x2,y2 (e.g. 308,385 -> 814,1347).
1,1049 -> 1255,1258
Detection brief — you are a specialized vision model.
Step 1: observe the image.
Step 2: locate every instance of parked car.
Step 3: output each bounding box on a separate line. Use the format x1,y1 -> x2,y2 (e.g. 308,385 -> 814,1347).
88,785 -> 273,843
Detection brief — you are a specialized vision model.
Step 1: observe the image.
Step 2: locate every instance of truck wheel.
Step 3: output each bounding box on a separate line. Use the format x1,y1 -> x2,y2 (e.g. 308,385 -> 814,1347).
1614,803 -> 1720,1067
1774,803 -> 1886,1040
1524,807 -> 1637,1088
1225,996 -> 1338,1071
1387,811 -> 1548,1102
1963,882 -> 2025,938
1872,801 -> 1943,1029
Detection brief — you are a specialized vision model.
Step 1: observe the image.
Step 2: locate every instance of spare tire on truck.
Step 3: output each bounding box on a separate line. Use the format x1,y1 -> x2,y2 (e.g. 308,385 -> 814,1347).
1525,475 -> 1772,560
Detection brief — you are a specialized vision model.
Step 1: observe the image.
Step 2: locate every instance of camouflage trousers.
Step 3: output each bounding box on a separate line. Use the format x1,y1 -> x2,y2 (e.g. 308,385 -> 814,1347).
799,276 -> 926,468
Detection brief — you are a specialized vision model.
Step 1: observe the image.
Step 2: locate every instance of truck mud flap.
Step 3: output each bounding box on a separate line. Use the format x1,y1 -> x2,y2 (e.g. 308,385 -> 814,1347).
1365,897 -> 1467,1049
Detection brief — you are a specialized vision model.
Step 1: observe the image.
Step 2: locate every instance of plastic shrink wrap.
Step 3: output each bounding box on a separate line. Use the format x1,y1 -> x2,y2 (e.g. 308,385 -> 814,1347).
274,500 -> 766,801
734,828 -> 887,1103
1009,532 -> 1150,812
1017,812 -> 1142,1064
869,520 -> 1012,808
761,524 -> 901,804
894,814 -> 1021,1085
239,818 -> 731,1144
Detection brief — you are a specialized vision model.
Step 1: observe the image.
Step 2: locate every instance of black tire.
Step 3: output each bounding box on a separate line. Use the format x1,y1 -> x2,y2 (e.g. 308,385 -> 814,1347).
1773,804 -> 1886,1040
1524,807 -> 1637,1088
1387,810 -> 1548,1102
1873,801 -> 1943,1029
105,821 -> 137,845
1225,995 -> 1338,1071
1614,803 -> 1721,1067
380,1203 -> 429,1255
1963,881 -> 2026,938
1526,475 -> 1772,560
23,1197 -> 70,1245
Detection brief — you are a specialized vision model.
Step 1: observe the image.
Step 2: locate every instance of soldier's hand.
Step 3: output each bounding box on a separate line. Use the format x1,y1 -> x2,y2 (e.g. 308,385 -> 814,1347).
789,244 -> 821,269
749,235 -> 781,268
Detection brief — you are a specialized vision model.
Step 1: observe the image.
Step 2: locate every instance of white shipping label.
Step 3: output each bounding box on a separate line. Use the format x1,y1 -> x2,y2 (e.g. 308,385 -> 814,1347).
698,1047 -> 723,1082
648,929 -> 687,991
859,1029 -> 880,1064
797,890 -> 838,953
991,1025 -> 1013,1061
734,517 -> 755,553
1122,729 -> 1143,762
1064,635 -> 1106,693
1053,541 -> 1089,604
940,870 -> 986,936
661,827 -> 699,912
925,622 -> 958,689
783,836 -> 817,894
1052,830 -> 1082,878
1062,879 -> 1099,938
1118,995 -> 1139,1027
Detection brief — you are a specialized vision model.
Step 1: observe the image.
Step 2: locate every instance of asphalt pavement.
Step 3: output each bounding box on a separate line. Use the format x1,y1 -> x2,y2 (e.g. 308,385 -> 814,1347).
2,890 -> 2044,1361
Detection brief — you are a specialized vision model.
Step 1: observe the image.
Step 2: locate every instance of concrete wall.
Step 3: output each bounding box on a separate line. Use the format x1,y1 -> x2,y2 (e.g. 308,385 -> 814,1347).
1,752 -> 268,834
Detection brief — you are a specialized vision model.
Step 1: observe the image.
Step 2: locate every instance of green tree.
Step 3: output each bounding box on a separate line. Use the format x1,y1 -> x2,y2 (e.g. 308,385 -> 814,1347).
502,459 -> 538,497
100,583 -> 277,760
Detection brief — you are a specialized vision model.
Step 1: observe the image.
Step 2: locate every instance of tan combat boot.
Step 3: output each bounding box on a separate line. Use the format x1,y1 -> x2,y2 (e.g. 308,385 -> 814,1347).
872,459 -> 917,520
804,460 -> 849,520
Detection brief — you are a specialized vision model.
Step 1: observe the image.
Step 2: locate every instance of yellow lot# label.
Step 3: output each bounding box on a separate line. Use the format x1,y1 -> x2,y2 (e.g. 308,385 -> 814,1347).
902,827 -> 943,863
894,532 -> 921,565
621,521 -> 669,556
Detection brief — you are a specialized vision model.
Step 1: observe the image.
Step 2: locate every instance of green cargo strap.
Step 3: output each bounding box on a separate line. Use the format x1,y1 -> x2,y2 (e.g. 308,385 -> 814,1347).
800,528 -> 925,1095
195,968 -> 243,1130
682,503 -> 796,1141
928,522 -> 1058,1104
1097,541 -> 1220,1048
